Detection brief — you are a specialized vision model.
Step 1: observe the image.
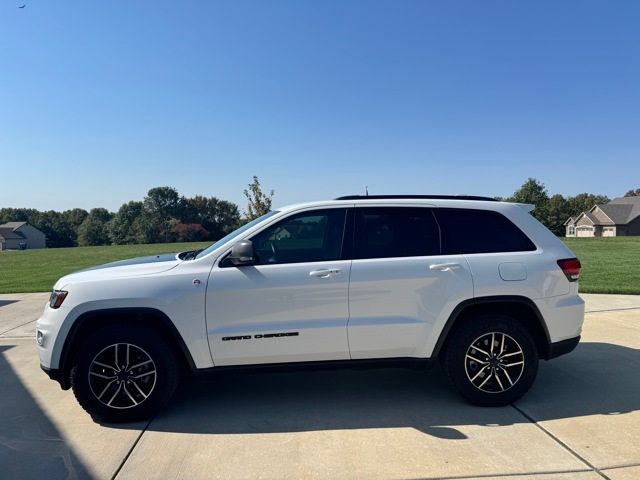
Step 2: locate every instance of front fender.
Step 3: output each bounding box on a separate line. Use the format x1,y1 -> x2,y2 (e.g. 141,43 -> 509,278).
40,276 -> 213,372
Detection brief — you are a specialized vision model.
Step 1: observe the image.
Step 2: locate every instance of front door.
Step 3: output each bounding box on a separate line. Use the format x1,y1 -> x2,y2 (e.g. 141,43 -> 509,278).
206,208 -> 352,366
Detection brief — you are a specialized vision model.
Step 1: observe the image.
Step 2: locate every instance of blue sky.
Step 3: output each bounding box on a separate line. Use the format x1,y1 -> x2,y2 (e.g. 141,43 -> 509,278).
1,1 -> 639,212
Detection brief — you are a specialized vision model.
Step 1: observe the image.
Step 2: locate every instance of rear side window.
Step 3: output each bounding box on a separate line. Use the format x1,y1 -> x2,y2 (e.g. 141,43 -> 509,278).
354,207 -> 440,259
434,208 -> 536,254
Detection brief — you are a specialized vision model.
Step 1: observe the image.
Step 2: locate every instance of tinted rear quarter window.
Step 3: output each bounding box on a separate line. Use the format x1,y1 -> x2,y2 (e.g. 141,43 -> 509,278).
435,208 -> 536,254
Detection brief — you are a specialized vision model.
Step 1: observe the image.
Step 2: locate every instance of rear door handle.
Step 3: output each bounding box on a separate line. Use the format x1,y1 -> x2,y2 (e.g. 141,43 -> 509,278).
309,268 -> 342,278
429,262 -> 462,272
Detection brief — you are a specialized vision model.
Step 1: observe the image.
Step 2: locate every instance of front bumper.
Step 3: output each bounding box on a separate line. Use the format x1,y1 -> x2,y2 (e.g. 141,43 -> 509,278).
36,303 -> 71,370
40,364 -> 70,390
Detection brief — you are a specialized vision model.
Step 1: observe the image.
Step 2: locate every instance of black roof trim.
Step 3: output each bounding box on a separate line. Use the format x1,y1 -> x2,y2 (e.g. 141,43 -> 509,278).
334,195 -> 497,202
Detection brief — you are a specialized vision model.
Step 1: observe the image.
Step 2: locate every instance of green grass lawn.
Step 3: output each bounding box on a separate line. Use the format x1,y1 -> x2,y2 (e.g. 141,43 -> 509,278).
562,237 -> 640,295
0,242 -> 209,294
1,238 -> 638,294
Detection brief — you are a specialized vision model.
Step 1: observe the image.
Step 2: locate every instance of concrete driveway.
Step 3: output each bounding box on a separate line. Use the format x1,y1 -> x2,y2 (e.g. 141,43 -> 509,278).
1,293 -> 639,480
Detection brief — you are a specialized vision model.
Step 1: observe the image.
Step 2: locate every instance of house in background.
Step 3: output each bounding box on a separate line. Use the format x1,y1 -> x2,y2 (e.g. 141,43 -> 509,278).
0,222 -> 46,250
565,196 -> 640,237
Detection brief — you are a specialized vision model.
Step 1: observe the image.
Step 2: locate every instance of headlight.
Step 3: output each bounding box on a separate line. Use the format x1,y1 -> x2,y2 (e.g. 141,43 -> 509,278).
49,290 -> 68,309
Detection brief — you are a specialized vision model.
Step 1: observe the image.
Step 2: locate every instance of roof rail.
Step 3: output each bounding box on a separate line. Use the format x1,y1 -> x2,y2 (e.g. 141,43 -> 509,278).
334,195 -> 497,201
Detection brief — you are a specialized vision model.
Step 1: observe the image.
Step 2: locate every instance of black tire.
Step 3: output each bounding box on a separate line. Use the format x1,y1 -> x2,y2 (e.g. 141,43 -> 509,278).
442,314 -> 538,407
71,324 -> 180,423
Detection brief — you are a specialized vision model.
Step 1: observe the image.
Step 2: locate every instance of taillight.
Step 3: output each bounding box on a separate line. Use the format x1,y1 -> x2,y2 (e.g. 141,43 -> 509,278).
557,258 -> 581,282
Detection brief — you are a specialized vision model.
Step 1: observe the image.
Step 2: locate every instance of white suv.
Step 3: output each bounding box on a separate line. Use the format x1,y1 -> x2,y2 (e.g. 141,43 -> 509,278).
37,195 -> 584,422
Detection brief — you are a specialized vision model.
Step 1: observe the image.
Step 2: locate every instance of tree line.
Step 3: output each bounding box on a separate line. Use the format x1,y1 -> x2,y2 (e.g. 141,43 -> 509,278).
0,176 -> 274,247
1,177 -> 636,247
500,178 -> 634,236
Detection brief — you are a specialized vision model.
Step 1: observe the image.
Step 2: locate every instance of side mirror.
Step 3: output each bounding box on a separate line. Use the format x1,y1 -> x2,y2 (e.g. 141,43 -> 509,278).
228,240 -> 254,266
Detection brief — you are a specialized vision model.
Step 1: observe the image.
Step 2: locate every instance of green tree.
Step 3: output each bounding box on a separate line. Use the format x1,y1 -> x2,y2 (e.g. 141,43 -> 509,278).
171,223 -> 210,242
243,176 -> 274,221
130,212 -> 159,244
109,201 -> 144,244
183,195 -> 241,239
0,208 -> 75,247
77,208 -> 113,246
546,194 -> 570,236
1,185 -> 247,247
143,187 -> 182,242
37,210 -> 76,247
0,207 -> 36,224
508,178 -> 550,225
144,187 -> 182,218
625,188 -> 640,197
62,208 -> 89,245
565,193 -> 610,218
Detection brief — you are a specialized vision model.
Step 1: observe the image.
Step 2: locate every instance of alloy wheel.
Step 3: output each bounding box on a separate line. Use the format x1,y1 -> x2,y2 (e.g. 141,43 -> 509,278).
88,343 -> 157,409
464,332 -> 525,393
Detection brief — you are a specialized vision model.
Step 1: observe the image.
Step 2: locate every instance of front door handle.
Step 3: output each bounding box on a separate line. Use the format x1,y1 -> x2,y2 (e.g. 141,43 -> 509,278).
429,262 -> 462,272
309,268 -> 342,278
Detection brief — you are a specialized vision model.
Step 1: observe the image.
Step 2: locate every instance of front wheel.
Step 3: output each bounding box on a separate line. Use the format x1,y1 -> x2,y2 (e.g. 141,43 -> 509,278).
71,325 -> 180,422
442,315 -> 538,406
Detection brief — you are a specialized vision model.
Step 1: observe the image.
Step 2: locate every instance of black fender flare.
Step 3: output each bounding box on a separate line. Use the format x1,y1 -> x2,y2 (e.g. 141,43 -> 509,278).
431,295 -> 552,359
57,307 -> 196,388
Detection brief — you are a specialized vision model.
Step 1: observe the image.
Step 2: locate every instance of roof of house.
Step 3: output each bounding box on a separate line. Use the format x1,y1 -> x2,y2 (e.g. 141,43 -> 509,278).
582,211 -> 599,224
0,221 -> 27,230
566,196 -> 640,227
0,227 -> 25,240
598,196 -> 640,224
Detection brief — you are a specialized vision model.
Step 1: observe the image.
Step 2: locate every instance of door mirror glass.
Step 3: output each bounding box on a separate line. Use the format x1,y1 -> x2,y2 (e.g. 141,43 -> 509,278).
229,240 -> 254,266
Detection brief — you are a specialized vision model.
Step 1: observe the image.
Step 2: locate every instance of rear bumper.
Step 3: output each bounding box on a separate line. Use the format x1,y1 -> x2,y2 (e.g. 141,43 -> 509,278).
534,294 -> 585,344
548,335 -> 580,359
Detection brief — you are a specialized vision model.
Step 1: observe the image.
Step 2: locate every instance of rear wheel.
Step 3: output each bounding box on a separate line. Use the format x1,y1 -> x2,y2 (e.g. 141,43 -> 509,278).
71,325 -> 180,422
442,315 -> 538,406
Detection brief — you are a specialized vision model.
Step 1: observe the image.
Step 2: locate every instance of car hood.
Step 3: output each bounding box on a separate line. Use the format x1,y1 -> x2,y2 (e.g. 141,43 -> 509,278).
53,253 -> 182,289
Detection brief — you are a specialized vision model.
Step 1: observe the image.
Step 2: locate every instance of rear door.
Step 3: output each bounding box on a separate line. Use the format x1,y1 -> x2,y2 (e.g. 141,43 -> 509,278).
206,207 -> 352,366
347,206 -> 473,359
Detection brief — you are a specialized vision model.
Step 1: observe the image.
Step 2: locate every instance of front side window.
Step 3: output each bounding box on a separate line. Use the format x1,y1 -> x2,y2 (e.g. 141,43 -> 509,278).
250,208 -> 347,265
354,207 -> 441,259
435,208 -> 536,254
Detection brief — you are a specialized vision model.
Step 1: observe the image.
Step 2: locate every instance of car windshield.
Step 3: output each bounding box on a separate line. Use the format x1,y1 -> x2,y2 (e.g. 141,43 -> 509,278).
194,211 -> 280,259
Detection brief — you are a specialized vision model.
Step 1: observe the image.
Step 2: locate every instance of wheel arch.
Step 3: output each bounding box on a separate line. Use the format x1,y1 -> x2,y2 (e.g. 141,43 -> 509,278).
432,296 -> 552,360
56,307 -> 195,389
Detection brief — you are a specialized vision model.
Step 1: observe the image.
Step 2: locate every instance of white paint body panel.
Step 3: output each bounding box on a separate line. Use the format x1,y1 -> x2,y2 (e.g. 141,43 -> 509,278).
37,257 -> 215,370
37,198 -> 585,373
206,260 -> 351,365
348,255 -> 473,358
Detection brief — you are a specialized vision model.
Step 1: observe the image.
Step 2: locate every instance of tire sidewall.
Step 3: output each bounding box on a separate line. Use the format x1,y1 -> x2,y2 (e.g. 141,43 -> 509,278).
71,325 -> 179,422
443,314 -> 539,406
